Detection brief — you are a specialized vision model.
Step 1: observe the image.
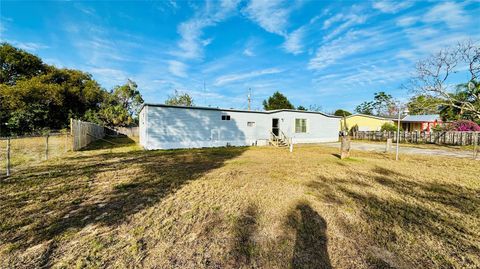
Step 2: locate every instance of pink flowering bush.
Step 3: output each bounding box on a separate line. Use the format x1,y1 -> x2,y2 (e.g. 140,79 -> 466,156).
448,120 -> 480,131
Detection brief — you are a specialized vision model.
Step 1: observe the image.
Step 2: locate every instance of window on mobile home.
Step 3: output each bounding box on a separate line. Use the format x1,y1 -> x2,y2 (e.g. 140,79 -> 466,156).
295,119 -> 307,133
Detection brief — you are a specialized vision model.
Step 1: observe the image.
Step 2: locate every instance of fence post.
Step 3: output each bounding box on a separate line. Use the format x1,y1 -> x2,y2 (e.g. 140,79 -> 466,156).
473,132 -> 478,160
45,134 -> 49,160
385,138 -> 392,152
6,137 -> 11,177
65,132 -> 68,152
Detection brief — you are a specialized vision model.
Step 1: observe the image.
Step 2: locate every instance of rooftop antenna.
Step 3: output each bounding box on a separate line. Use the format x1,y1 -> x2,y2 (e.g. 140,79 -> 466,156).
248,88 -> 252,111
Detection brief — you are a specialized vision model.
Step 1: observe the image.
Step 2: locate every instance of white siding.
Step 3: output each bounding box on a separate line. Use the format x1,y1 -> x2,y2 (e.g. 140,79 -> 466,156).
140,105 -> 341,150
274,111 -> 340,143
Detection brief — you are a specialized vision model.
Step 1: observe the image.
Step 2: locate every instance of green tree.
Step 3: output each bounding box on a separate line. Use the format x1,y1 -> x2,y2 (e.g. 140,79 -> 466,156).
334,109 -> 352,116
355,92 -> 397,116
407,95 -> 442,115
0,68 -> 106,134
97,80 -> 144,127
165,90 -> 194,106
297,105 -> 307,111
439,83 -> 480,123
355,101 -> 374,115
0,43 -> 145,134
263,91 -> 294,110
380,123 -> 398,132
0,76 -> 63,134
372,92 -> 396,117
0,43 -> 47,85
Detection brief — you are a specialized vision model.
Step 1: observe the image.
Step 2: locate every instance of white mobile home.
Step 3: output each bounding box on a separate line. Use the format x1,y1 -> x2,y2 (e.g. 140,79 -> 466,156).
139,104 -> 340,150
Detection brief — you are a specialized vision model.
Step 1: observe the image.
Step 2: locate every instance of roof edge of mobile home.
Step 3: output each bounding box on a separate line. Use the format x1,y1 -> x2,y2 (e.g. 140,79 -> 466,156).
140,103 -> 342,118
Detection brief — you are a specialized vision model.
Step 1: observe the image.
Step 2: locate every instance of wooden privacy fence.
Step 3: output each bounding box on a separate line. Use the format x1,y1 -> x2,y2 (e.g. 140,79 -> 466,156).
71,119 -> 105,151
113,127 -> 139,137
352,131 -> 480,146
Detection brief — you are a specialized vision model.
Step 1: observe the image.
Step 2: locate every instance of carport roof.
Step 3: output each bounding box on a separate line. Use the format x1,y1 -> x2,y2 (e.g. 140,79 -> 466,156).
401,114 -> 440,122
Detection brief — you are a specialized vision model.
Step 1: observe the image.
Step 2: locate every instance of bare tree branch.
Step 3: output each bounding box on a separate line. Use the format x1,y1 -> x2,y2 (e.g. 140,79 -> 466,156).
409,40 -> 480,120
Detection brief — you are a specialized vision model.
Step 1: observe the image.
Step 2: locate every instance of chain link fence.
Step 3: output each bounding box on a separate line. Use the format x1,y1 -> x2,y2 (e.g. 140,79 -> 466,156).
0,132 -> 72,177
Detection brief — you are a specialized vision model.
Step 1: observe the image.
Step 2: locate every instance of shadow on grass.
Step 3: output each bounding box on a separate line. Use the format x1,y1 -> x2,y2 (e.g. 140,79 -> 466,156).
0,138 -> 247,253
231,204 -> 259,267
81,136 -> 137,151
331,153 -> 341,159
287,201 -> 331,269
371,166 -> 479,215
304,166 -> 479,267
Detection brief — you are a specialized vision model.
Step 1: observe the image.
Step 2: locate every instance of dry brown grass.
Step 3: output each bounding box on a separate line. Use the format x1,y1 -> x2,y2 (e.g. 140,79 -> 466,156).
0,134 -> 72,174
0,137 -> 478,268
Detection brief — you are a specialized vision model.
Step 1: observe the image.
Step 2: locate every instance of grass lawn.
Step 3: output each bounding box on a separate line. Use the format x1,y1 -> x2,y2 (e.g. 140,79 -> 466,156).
1,138 -> 479,268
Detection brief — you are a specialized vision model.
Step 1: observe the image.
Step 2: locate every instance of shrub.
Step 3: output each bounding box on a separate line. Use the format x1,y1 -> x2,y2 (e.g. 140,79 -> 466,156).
431,125 -> 446,132
448,120 -> 480,131
380,123 -> 398,132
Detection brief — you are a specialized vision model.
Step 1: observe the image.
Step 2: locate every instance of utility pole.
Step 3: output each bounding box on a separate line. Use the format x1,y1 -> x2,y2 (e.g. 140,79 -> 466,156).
247,88 -> 252,111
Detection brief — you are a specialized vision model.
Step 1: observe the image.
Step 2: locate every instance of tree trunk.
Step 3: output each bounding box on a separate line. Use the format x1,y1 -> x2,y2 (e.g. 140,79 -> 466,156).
340,136 -> 351,159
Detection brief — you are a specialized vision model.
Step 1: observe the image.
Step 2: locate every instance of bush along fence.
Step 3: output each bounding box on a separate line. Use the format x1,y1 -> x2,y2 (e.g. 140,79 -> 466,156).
352,131 -> 480,146
70,119 -> 105,151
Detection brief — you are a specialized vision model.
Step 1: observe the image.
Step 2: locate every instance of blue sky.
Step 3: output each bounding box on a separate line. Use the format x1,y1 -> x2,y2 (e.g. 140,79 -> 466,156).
1,0 -> 479,112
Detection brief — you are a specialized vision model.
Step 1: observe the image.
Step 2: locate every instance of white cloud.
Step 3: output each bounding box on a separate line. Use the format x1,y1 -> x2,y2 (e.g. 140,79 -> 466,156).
322,14 -> 344,30
44,58 -> 65,67
176,18 -> 214,59
242,37 -> 260,57
283,27 -> 305,55
74,4 -> 96,16
396,16 -> 417,27
214,68 -> 283,86
309,42 -> 363,70
323,14 -> 366,41
308,30 -> 385,70
88,67 -> 129,86
243,48 -> 255,56
3,40 -> 49,51
423,2 -> 469,28
397,25 -> 477,61
174,0 -> 239,59
168,60 -> 188,77
372,1 -> 413,13
321,7 -> 368,42
243,0 -> 290,37
313,62 -> 410,89
202,38 -> 214,46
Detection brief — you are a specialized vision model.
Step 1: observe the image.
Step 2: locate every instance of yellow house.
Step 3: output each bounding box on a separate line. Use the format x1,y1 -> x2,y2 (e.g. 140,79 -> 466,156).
340,114 -> 393,131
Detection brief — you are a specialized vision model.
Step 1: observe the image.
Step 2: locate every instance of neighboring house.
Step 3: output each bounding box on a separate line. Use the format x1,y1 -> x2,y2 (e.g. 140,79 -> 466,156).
139,104 -> 341,150
340,114 -> 393,131
399,114 -> 442,132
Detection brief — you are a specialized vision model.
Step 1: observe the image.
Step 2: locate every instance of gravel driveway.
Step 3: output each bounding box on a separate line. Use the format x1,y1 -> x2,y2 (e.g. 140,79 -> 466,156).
322,141 -> 479,160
